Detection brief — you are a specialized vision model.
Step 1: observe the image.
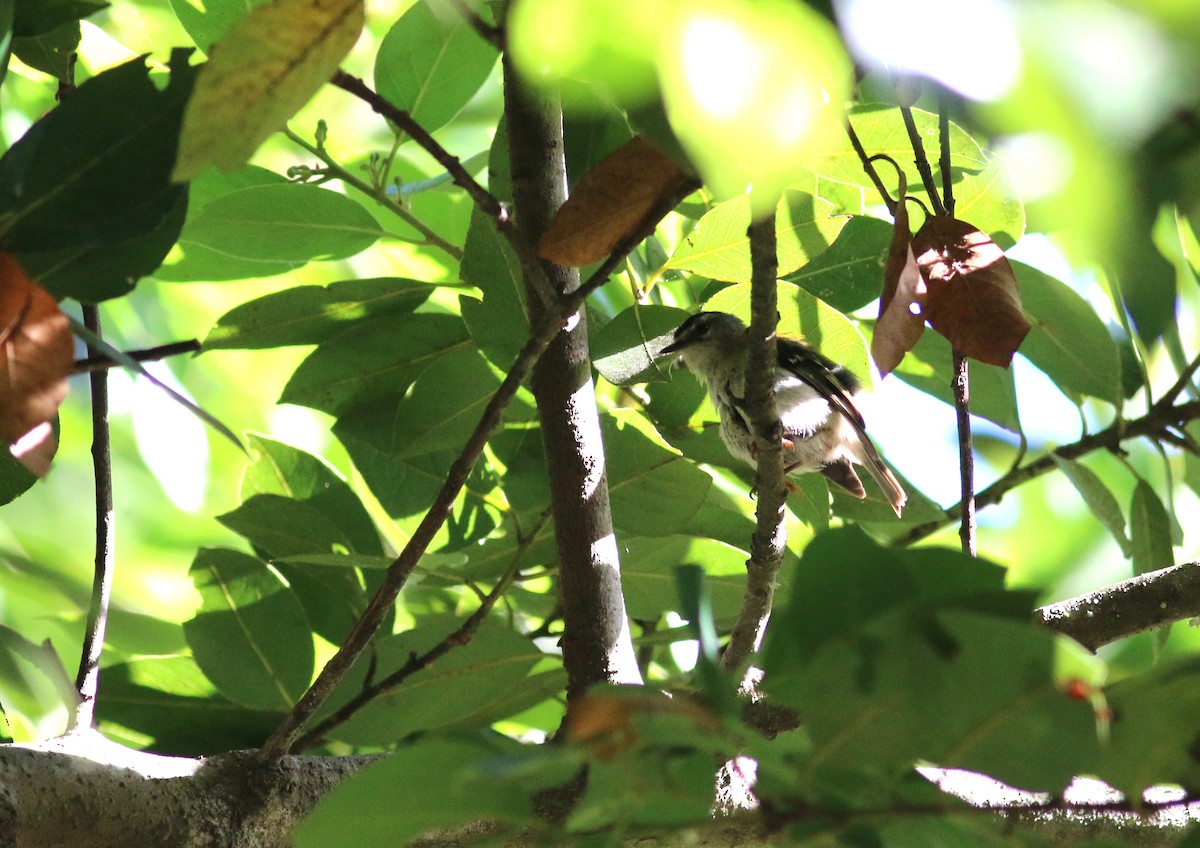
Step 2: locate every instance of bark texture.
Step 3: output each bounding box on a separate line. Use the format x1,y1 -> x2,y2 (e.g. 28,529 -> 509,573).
500,59 -> 641,699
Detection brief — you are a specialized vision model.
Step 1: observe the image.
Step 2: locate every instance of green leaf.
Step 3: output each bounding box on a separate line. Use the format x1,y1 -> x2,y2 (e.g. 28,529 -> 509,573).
96,656 -> 280,756
179,183 -> 385,264
295,736 -> 556,848
172,0 -> 364,180
783,214 -> 891,313
13,0 -> 106,35
13,21 -> 80,83
1050,456 -> 1131,556
19,191 -> 187,302
620,536 -> 749,625
318,618 -> 544,745
0,625 -> 77,741
154,166 -> 296,282
169,0 -> 272,53
592,305 -> 688,386
218,494 -> 363,559
204,277 -> 456,350
1014,261 -> 1122,405
233,435 -> 382,642
604,410 -> 711,537
374,0 -> 498,136
0,440 -> 39,506
0,53 -> 194,255
382,348 -> 532,459
951,155 -> 1026,248
809,103 -> 987,189
280,312 -> 471,414
892,330 -> 1022,434
460,120 -> 528,367
1130,478 -> 1173,576
241,435 -> 379,557
334,410 -> 504,527
666,190 -> 847,282
1099,656 -> 1200,797
183,548 -> 314,711
763,529 -> 1095,793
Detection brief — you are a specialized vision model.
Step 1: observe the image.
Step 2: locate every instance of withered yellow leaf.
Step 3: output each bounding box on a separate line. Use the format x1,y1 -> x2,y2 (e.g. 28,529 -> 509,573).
538,136 -> 693,267
173,0 -> 365,181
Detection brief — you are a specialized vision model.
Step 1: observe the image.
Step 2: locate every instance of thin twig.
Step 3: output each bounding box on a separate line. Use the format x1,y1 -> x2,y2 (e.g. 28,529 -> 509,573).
329,70 -> 558,308
938,90 -> 955,218
73,340 -> 201,374
259,180 -> 689,759
899,104 -> 945,215
895,399 -> 1200,547
721,211 -> 787,672
72,306 -> 115,731
1155,350 -> 1200,409
283,127 -> 463,260
293,546 -> 535,750
444,0 -> 504,49
845,118 -> 896,213
939,97 -> 974,554
952,353 -> 976,555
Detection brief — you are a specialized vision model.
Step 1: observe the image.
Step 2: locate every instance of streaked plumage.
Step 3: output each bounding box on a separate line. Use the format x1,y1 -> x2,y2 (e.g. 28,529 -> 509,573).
660,311 -> 906,516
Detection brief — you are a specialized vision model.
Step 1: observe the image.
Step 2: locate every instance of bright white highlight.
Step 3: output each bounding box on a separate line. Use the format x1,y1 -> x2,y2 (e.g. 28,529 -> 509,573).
993,134 -> 1072,201
679,16 -> 760,121
127,366 -> 210,513
840,0 -> 1020,101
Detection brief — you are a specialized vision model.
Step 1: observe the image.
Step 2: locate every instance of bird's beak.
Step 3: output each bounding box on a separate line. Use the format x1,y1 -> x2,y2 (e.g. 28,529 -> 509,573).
659,338 -> 686,357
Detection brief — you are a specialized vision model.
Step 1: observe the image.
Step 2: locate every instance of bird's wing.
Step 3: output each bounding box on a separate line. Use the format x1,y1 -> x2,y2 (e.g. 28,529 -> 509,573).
775,339 -> 866,431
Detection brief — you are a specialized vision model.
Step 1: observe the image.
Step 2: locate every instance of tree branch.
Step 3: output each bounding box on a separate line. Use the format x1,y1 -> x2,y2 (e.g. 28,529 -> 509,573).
72,306 -> 114,731
895,400 -> 1200,547
721,210 -> 787,672
293,513 -> 548,749
502,58 -> 642,698
1037,561 -> 1200,651
899,104 -> 945,216
939,97 -> 975,555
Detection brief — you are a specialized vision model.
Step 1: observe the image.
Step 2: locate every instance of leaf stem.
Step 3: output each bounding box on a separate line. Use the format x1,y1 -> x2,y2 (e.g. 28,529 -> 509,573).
283,127 -> 463,260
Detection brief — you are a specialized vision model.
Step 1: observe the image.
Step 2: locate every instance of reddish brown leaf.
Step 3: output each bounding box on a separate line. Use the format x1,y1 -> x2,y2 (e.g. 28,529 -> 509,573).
538,135 -> 692,267
913,216 -> 1030,368
872,192 -> 927,375
0,252 -> 73,476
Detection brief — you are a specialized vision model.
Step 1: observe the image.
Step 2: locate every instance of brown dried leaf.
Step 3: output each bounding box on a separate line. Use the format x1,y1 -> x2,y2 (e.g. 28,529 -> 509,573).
913,216 -> 1030,368
538,136 -> 692,267
873,244 -> 927,375
873,190 -> 927,375
0,253 -> 73,476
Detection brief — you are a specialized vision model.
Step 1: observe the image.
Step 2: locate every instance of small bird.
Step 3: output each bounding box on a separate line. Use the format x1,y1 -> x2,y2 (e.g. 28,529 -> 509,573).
659,311 -> 907,516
